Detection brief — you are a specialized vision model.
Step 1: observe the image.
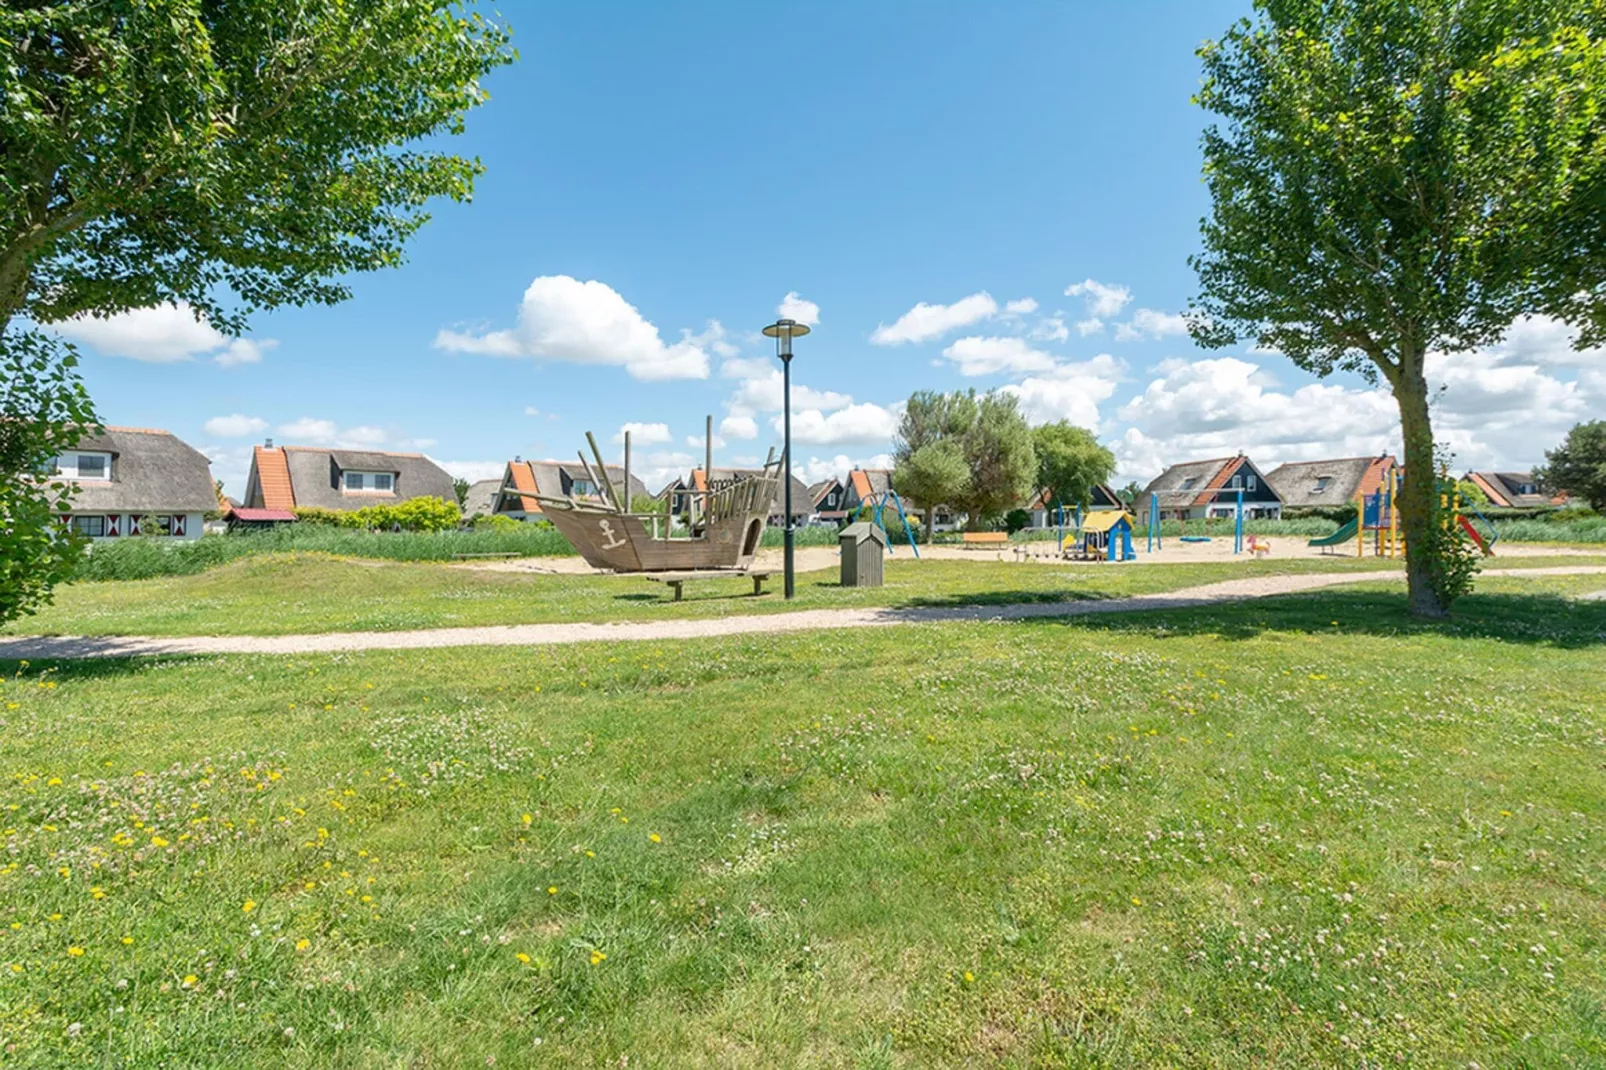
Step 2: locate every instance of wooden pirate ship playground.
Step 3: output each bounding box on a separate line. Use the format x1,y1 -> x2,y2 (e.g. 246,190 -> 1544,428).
513,418 -> 782,574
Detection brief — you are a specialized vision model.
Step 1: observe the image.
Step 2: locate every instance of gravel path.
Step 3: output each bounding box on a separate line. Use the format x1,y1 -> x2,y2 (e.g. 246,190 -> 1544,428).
3,565 -> 1602,661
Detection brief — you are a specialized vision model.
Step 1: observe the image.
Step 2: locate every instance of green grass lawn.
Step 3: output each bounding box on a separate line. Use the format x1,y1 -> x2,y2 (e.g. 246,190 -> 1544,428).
9,551 -> 1606,638
2,576 -> 1604,1065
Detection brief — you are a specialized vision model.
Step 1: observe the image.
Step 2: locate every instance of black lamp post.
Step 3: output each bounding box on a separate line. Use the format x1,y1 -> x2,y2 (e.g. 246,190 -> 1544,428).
762,317 -> 809,599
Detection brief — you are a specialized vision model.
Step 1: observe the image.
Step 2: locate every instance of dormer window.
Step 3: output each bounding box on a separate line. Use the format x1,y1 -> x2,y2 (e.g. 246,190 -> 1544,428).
1313,476 -> 1333,492
1178,477 -> 1199,491
58,452 -> 112,480
343,471 -> 395,492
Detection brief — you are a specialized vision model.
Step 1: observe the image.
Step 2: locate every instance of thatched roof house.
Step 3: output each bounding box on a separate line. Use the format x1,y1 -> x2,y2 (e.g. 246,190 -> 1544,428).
1139,455 -> 1283,522
494,460 -> 650,520
243,443 -> 457,512
1266,455 -> 1397,510
50,426 -> 217,539
459,478 -> 502,520
1464,471 -> 1560,508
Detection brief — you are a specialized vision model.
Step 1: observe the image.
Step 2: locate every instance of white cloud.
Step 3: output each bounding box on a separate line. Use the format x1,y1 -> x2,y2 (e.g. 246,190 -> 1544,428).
1065,279 -> 1132,319
215,338 -> 277,367
1031,317 -> 1070,343
941,335 -> 1058,376
434,459 -> 507,484
720,415 -> 758,440
1076,318 -> 1105,337
1003,297 -> 1039,316
1112,356 -> 1400,483
434,275 -> 712,381
636,450 -> 698,492
524,406 -> 542,416
1487,315 -> 1606,368
278,417 -> 340,444
870,292 -> 999,346
794,453 -> 895,485
613,421 -> 673,446
782,403 -> 899,446
49,302 -> 275,365
777,292 -> 820,327
1000,354 -> 1124,430
203,414 -> 269,438
726,366 -> 853,416
1115,308 -> 1190,342
686,432 -> 727,449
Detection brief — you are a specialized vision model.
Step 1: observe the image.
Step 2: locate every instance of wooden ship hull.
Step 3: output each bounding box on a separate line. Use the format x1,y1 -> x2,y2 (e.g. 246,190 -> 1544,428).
512,426 -> 781,574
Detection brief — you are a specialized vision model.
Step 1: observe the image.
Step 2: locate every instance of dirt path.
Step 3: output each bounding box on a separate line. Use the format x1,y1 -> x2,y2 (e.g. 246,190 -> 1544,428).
3,566 -> 1601,662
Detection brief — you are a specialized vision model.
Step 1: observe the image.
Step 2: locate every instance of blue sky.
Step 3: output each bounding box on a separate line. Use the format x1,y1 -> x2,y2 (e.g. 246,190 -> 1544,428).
51,1 -> 1606,496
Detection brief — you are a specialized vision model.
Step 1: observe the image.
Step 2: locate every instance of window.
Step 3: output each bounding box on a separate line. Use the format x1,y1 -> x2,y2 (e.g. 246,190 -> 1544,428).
72,515 -> 106,537
343,471 -> 396,492
571,479 -> 595,497
1247,475 -> 1257,491
1178,477 -> 1199,491
1314,476 -> 1333,492
76,454 -> 106,478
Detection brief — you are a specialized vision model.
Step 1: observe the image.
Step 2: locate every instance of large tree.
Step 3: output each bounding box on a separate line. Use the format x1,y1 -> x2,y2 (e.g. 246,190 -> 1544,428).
1538,420 -> 1606,512
1032,421 -> 1116,519
1189,0 -> 1606,618
891,390 -> 977,533
891,389 -> 1037,531
0,2 -> 512,624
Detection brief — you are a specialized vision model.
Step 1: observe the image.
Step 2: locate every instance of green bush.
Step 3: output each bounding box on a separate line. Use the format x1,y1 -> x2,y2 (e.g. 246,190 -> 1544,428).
292,496 -> 460,532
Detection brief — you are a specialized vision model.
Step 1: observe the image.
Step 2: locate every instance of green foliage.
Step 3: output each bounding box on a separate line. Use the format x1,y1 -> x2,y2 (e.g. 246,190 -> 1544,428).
1455,479 -> 1491,507
452,478 -> 471,507
293,497 -> 461,533
0,2 -> 515,333
628,494 -> 667,515
1538,420 -> 1606,512
0,330 -> 96,624
962,393 -> 1037,522
891,441 -> 970,520
471,514 -> 526,534
1423,518 -> 1485,606
893,389 -> 1036,528
1189,0 -> 1606,616
1003,508 -> 1032,534
1032,421 -> 1116,512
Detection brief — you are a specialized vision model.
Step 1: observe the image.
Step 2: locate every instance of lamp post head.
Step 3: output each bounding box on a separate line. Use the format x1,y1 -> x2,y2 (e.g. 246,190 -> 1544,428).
762,318 -> 810,359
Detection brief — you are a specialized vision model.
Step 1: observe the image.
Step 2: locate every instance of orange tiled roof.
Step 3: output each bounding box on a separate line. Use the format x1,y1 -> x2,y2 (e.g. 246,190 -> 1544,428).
1466,472 -> 1511,508
253,446 -> 295,510
508,462 -> 541,513
102,425 -> 173,435
1192,456 -> 1245,506
692,469 -> 708,493
850,470 -> 873,499
1356,455 -> 1398,499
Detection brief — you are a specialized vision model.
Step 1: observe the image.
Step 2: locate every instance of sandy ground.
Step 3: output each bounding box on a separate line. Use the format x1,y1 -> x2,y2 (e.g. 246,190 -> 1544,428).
4,565 -> 1603,661
460,538 -> 1600,577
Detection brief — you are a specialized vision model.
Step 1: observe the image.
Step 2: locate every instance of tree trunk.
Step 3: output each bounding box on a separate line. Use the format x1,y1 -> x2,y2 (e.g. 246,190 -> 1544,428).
924,506 -> 934,544
1391,356 -> 1450,620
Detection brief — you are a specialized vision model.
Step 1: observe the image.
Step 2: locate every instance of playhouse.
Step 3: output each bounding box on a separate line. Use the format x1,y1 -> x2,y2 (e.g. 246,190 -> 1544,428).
1066,509 -> 1136,561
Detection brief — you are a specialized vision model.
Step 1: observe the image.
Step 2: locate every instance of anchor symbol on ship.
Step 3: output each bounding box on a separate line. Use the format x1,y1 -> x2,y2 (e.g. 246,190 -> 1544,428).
598,518 -> 629,550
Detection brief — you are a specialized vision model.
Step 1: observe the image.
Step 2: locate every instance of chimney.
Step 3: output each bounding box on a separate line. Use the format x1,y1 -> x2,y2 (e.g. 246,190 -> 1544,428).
265,438 -> 274,448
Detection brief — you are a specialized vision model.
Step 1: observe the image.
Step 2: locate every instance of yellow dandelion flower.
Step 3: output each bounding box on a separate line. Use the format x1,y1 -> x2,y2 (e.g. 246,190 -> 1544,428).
67,946 -> 84,957
648,833 -> 662,844
182,974 -> 197,987
295,939 -> 310,952
547,886 -> 558,895
515,952 -> 531,964
522,813 -> 533,827
121,936 -> 133,945
242,900 -> 257,913
150,836 -> 169,848
963,971 -> 975,984
1130,896 -> 1142,906
589,949 -> 606,966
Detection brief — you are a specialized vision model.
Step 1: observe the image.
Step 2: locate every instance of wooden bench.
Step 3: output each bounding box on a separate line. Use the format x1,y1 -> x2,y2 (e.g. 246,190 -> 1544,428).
645,570 -> 774,602
960,532 -> 1010,549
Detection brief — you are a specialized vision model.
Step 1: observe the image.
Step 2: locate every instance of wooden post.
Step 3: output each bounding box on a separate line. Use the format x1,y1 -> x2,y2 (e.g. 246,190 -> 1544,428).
705,414 -> 714,525
585,431 -> 619,509
622,430 -> 632,514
